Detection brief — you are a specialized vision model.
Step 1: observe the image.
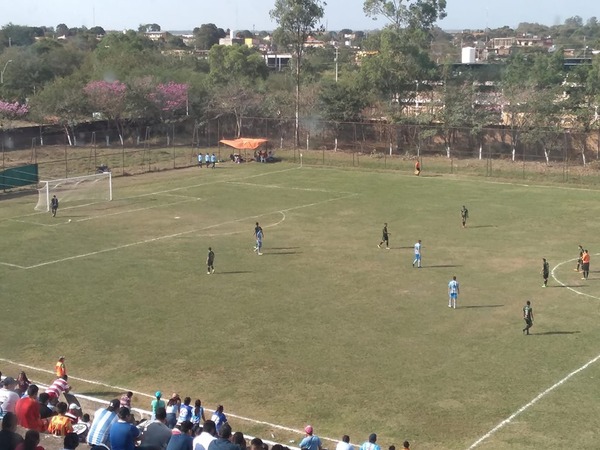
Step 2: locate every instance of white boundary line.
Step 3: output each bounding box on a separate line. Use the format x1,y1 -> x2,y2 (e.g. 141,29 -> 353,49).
467,255 -> 600,448
12,193 -> 355,270
0,358 -> 340,445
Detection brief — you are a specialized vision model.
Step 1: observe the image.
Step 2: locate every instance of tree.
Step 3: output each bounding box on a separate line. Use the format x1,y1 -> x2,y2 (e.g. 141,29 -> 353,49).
139,23 -> 161,32
270,0 -> 325,146
363,0 -> 447,30
193,24 -> 226,50
147,81 -> 189,121
56,23 -> 69,36
208,81 -> 264,138
84,80 -> 128,145
208,45 -> 268,85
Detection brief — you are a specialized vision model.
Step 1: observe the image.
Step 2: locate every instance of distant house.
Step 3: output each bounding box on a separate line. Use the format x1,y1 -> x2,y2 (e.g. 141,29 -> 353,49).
145,31 -> 168,41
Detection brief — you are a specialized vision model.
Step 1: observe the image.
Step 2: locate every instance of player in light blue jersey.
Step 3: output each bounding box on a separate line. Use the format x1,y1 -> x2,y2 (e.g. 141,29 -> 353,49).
412,239 -> 422,268
205,153 -> 210,166
448,276 -> 459,308
254,222 -> 264,255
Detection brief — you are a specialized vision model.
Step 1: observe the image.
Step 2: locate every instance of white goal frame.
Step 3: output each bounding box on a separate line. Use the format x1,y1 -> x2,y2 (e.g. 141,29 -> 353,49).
35,172 -> 113,212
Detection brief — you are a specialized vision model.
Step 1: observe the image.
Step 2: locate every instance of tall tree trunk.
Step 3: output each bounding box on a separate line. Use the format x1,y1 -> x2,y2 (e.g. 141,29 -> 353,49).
478,142 -> 482,160
543,146 -> 550,165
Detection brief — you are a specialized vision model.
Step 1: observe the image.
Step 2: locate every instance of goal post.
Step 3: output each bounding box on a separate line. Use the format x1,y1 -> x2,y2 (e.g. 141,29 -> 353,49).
35,172 -> 113,211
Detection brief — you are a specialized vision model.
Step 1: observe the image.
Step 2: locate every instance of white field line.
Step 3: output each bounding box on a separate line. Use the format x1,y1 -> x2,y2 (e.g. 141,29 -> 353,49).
467,255 -> 600,448
75,198 -> 203,223
466,352 -> 600,449
550,254 -> 600,300
8,218 -> 60,227
18,194 -> 354,270
225,181 -> 354,195
0,261 -> 26,269
0,358 -> 338,445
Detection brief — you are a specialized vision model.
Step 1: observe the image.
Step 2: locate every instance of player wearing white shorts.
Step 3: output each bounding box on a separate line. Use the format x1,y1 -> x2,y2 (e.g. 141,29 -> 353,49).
412,240 -> 422,268
448,276 -> 459,308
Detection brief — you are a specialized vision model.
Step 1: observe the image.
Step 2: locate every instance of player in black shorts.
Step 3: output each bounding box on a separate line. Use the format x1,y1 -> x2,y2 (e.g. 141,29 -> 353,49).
461,205 -> 469,228
51,195 -> 59,217
523,300 -> 534,335
378,223 -> 390,249
575,244 -> 584,272
541,258 -> 549,287
206,247 -> 215,274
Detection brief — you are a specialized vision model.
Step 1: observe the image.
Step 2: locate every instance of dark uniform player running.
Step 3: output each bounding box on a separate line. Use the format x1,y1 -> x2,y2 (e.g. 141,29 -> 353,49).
523,300 -> 534,335
541,258 -> 549,287
574,245 -> 584,272
378,223 -> 390,249
461,205 -> 469,228
51,195 -> 59,217
206,247 -> 215,274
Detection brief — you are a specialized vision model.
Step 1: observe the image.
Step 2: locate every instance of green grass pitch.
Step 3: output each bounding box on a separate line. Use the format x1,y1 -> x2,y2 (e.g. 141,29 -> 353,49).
2,162 -> 600,449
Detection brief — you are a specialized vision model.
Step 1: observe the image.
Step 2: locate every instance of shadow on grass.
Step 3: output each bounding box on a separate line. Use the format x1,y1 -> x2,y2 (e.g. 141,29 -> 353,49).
265,251 -> 301,255
462,304 -> 504,309
469,225 -> 496,229
395,246 -> 414,249
269,247 -> 300,250
215,271 -> 252,274
534,331 -> 581,336
422,264 -> 462,268
549,284 -> 588,288
77,391 -> 121,397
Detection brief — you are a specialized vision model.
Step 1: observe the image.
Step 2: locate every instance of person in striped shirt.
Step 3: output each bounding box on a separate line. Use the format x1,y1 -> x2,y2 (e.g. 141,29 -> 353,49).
45,376 -> 71,400
412,240 -> 422,268
87,399 -> 120,447
448,276 -> 460,309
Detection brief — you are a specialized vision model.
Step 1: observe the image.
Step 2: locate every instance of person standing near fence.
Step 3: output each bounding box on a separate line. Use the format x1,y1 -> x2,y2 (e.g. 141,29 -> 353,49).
51,195 -> 59,217
205,153 -> 210,167
414,160 -> 421,176
211,153 -> 217,168
198,153 -> 203,168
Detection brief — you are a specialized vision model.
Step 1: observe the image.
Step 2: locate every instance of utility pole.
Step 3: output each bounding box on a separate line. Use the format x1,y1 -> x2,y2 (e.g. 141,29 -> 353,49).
335,46 -> 339,82
1,60 -> 13,84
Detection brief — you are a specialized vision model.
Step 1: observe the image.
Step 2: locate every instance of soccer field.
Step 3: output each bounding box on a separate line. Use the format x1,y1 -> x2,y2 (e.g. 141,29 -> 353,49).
2,161 -> 600,449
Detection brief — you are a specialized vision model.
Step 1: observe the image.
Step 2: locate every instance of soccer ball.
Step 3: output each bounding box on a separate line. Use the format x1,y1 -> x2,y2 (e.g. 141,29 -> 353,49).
68,219 -> 72,223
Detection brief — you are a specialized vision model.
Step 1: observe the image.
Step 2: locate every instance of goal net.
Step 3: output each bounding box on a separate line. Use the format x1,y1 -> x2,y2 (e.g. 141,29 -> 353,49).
35,172 -> 113,211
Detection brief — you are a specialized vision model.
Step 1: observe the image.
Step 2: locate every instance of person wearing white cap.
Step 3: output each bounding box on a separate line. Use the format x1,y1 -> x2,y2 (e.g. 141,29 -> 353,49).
0,377 -> 20,413
299,426 -> 322,450
66,403 -> 82,424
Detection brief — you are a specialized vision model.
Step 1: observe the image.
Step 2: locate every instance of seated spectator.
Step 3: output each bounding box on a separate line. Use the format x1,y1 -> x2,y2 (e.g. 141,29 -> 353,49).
177,398 -> 192,425
15,429 -> 44,450
140,407 -> 171,450
87,399 -> 120,447
47,402 -> 74,436
190,400 -> 205,433
232,432 -> 246,450
166,421 -> 193,450
120,392 -> 133,409
249,438 -> 263,450
75,413 -> 91,443
37,394 -> 54,420
299,426 -> 322,450
45,376 -> 71,400
207,423 -> 238,450
165,395 -> 180,430
210,406 -> 227,435
0,377 -> 20,414
15,373 -> 31,397
65,404 -> 81,424
192,419 -> 216,450
109,407 -> 140,450
402,442 -> 410,450
15,385 -> 46,432
335,435 -> 353,450
0,412 -> 24,450
63,432 -> 80,450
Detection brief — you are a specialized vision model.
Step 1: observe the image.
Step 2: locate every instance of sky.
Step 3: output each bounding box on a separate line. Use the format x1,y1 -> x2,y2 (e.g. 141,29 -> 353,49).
2,0 -> 596,32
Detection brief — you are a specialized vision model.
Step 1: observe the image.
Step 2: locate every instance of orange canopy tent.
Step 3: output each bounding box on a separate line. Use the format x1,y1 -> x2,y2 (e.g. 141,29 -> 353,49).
219,138 -> 268,150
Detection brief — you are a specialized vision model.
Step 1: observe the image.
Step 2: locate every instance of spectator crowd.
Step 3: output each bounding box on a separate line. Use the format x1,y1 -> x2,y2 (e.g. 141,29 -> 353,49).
0,360 -> 412,450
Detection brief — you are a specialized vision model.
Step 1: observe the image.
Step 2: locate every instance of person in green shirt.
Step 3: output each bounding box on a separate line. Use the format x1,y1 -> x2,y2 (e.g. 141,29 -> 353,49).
541,258 -> 549,287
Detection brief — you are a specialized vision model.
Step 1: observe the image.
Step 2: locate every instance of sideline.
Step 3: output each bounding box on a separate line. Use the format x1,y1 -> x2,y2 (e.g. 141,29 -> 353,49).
467,255 -> 600,448
0,358 -> 340,445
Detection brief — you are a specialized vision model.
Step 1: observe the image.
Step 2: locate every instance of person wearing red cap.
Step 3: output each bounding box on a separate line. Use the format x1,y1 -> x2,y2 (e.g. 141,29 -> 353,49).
55,357 -> 67,378
299,426 -> 322,450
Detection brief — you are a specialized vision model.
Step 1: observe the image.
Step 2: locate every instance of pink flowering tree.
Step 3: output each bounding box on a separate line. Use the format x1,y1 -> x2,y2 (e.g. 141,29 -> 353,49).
147,82 -> 188,121
0,101 -> 29,119
84,80 -> 128,145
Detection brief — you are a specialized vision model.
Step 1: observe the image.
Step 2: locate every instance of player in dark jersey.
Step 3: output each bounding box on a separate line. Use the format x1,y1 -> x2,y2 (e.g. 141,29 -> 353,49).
378,223 -> 390,249
523,300 -> 534,335
574,245 -> 584,272
541,258 -> 549,287
206,247 -> 215,274
461,205 -> 469,228
51,195 -> 59,217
